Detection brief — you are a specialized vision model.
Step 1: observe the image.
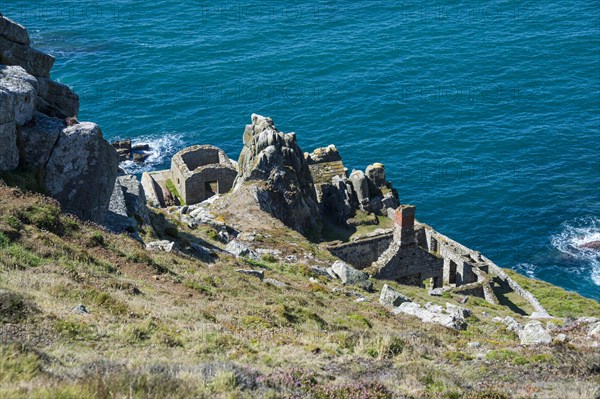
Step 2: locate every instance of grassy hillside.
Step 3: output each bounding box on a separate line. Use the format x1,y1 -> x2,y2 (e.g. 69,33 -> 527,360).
0,181 -> 599,399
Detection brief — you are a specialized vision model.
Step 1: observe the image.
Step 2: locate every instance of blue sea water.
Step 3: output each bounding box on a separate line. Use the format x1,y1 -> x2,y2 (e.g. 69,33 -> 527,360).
2,0 -> 599,301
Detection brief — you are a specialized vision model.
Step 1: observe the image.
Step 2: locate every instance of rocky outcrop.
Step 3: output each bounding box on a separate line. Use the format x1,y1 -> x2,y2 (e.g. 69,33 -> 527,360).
112,139 -> 132,162
0,89 -> 18,170
0,65 -> 37,126
225,240 -> 259,260
580,241 -> 600,250
1,15 -> 118,225
233,114 -> 321,235
105,175 -> 151,234
349,170 -> 369,207
44,123 -> 119,223
17,112 -> 64,168
0,64 -> 37,170
379,284 -> 411,307
328,260 -> 373,291
306,145 -> 356,224
365,163 -> 386,190
0,15 -> 78,118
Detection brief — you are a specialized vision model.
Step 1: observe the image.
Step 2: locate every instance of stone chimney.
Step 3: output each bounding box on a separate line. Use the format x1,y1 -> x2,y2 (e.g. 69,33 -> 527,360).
393,205 -> 416,246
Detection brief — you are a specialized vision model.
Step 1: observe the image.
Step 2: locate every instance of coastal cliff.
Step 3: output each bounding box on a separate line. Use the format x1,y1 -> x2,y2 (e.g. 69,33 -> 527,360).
0,14 -> 118,224
1,15 -> 600,399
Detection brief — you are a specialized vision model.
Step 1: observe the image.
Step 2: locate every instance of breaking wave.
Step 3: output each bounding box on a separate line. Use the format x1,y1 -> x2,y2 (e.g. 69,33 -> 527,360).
119,132 -> 184,175
551,216 -> 600,286
514,263 -> 538,279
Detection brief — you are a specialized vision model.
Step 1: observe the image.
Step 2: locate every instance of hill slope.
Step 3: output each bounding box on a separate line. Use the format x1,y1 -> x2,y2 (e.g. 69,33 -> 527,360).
1,180 -> 599,399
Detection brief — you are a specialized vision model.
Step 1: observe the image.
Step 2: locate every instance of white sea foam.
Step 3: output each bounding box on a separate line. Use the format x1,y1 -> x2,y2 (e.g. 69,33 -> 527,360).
118,132 -> 184,175
551,216 -> 600,286
514,263 -> 538,279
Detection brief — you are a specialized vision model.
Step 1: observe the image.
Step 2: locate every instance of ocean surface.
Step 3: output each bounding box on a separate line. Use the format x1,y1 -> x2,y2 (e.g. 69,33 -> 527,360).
2,1 -> 599,301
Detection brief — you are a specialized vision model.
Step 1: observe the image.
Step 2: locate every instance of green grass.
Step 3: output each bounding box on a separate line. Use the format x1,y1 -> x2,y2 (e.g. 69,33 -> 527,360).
485,349 -> 556,366
0,183 -> 599,398
0,239 -> 44,269
505,269 -> 600,317
165,179 -> 186,206
0,344 -> 43,383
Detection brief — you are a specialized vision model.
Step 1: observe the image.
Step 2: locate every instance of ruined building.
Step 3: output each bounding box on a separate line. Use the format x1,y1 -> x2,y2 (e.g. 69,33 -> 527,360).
170,145 -> 237,205
141,145 -> 237,207
327,205 -> 549,316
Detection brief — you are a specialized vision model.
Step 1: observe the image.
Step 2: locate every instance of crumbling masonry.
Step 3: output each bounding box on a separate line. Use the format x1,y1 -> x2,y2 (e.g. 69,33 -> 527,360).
328,205 -> 549,317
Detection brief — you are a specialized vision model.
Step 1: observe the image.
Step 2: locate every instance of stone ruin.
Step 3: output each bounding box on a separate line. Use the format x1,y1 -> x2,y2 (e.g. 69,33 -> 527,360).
327,205 -> 550,317
133,113 -> 549,317
141,145 -> 237,207
171,145 -> 237,205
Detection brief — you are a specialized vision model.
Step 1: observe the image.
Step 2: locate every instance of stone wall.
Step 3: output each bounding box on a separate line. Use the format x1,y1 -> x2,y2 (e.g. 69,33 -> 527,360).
372,240 -> 444,286
182,165 -> 237,205
417,221 -> 549,315
180,146 -> 220,170
327,231 -> 393,270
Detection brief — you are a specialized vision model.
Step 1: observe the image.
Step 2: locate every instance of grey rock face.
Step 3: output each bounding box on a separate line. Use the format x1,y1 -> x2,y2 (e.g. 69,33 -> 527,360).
310,266 -> 334,280
0,34 -> 55,78
445,303 -> 472,320
36,78 -> 79,118
118,175 -> 151,225
71,304 -> 89,315
105,178 -> 136,233
518,321 -> 552,345
0,99 -> 18,171
264,278 -> 286,288
381,192 -> 399,212
588,321 -> 600,337
365,163 -> 387,189
0,65 -> 37,126
0,65 -> 37,171
379,284 -> 411,307
330,260 -> 369,285
44,122 -> 119,223
17,112 -> 64,168
146,240 -> 174,252
502,316 -> 523,332
233,114 -> 322,235
349,170 -> 369,205
0,15 -> 30,45
321,176 -> 355,223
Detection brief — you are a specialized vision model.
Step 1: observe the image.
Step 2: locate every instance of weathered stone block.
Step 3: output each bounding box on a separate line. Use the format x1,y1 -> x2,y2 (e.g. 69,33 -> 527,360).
366,162 -> 386,189
44,122 -> 119,223
0,37 -> 54,78
379,284 -> 411,307
36,78 -> 79,117
0,16 -> 30,45
17,112 -> 64,168
0,65 -> 37,126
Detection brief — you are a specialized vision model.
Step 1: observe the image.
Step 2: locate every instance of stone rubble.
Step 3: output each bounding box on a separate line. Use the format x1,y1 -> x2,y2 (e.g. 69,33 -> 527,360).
145,240 -> 175,253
